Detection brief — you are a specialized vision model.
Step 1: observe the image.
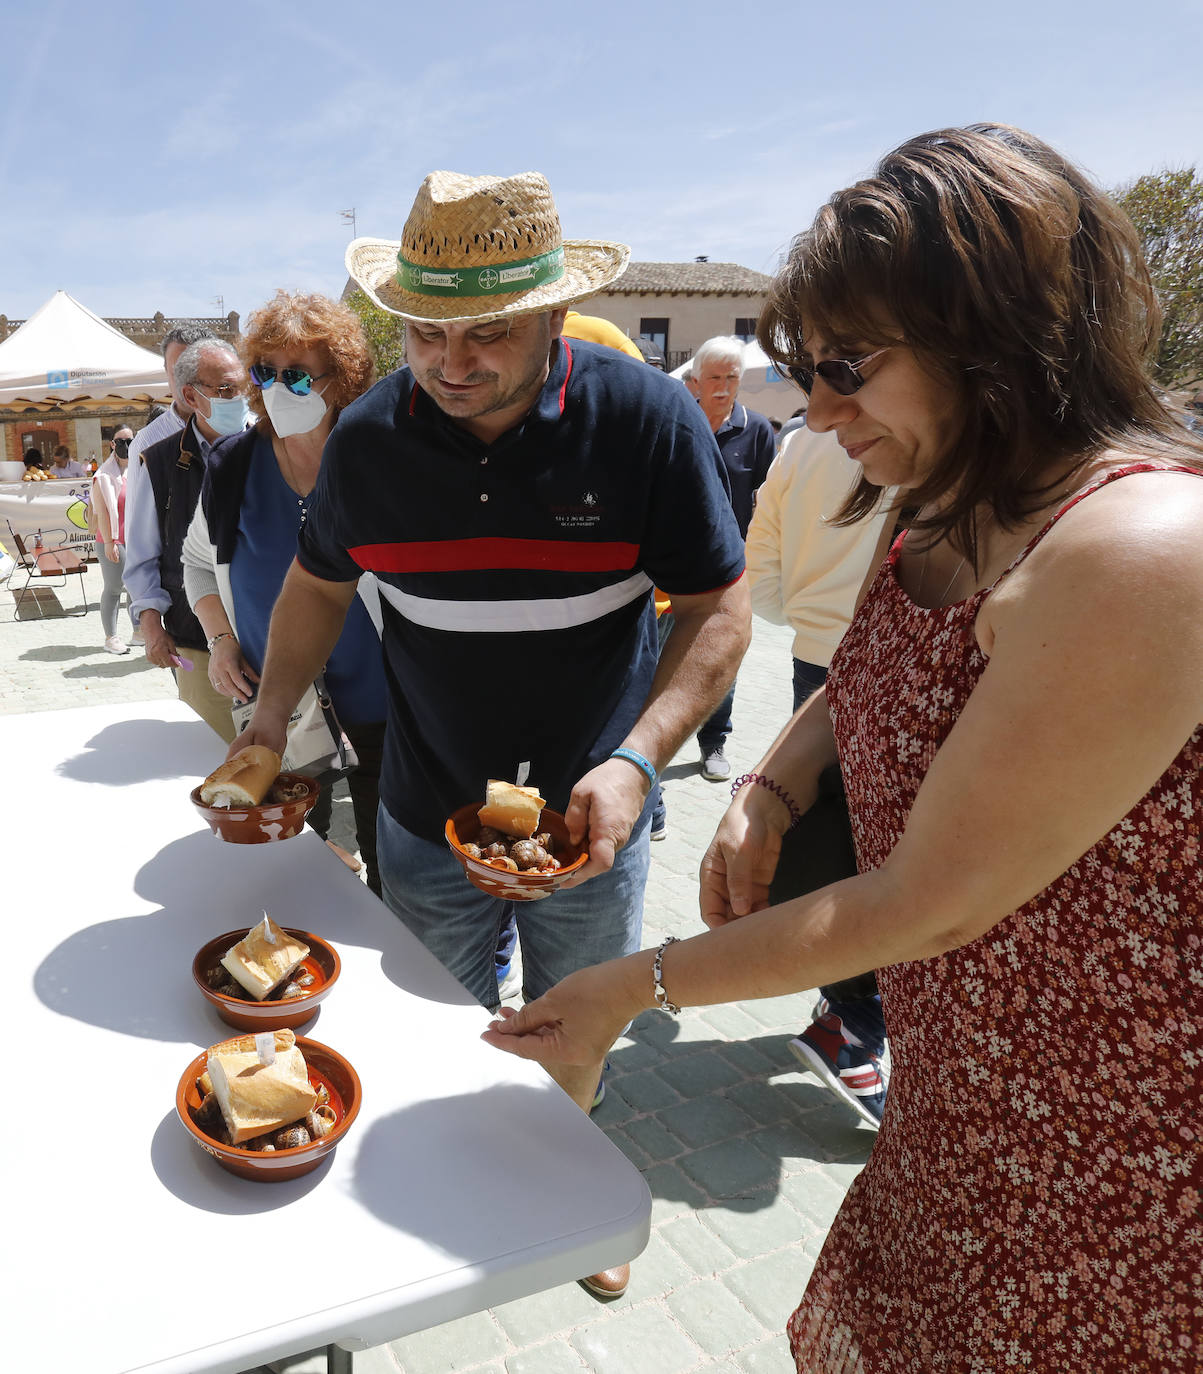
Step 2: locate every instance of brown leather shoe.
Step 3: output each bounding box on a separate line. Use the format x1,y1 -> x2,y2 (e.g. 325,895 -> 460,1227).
580,1263 -> 630,1299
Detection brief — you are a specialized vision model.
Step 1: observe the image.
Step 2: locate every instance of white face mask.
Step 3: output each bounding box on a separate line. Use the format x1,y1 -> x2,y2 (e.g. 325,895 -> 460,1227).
261,382 -> 330,438
196,391 -> 250,436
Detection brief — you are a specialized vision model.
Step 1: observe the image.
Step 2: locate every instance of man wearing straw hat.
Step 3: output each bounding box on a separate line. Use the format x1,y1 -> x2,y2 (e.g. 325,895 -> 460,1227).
237,172 -> 748,1279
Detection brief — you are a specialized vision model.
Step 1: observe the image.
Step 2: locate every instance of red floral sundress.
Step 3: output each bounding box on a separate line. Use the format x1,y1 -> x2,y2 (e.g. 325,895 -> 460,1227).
789,466 -> 1203,1372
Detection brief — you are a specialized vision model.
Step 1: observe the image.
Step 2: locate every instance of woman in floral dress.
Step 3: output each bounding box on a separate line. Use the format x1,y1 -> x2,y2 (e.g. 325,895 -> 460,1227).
483,124 -> 1203,1371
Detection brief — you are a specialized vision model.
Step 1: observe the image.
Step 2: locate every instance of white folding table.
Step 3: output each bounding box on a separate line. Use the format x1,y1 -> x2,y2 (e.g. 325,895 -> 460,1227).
6,701 -> 650,1374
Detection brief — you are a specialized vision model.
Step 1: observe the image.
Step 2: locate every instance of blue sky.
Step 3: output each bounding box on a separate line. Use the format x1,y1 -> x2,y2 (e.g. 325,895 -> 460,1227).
2,0 -> 1199,323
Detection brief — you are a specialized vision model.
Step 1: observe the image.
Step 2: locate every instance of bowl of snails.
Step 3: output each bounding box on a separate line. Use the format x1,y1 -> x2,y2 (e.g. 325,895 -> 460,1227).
192,926 -> 340,1032
175,1032 -> 361,1183
444,804 -> 588,901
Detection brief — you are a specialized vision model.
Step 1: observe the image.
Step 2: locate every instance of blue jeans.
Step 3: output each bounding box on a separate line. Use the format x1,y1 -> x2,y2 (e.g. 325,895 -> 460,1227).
378,804 -> 652,1009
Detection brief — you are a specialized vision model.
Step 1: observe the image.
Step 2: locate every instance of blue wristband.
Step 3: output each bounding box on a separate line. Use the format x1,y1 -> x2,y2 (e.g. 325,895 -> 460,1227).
609,747 -> 658,790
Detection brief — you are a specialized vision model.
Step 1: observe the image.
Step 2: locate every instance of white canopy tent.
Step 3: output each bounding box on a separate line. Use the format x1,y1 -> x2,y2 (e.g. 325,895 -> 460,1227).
670,338 -> 800,423
0,291 -> 168,406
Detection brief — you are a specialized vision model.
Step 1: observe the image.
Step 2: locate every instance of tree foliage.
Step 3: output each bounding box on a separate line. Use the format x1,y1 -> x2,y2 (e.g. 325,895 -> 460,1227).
344,289 -> 407,378
1113,167 -> 1203,389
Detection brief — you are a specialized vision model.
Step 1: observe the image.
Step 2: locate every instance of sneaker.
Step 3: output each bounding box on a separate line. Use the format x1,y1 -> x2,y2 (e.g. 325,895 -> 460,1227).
103,636 -> 129,655
590,1059 -> 612,1113
650,818 -> 668,841
700,747 -> 731,782
789,1012 -> 887,1128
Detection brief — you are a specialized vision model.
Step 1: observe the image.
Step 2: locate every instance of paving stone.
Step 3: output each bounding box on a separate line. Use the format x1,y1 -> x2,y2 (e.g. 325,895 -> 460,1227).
654,1049 -> 744,1099
665,1278 -> 769,1355
779,1167 -> 854,1232
678,1137 -> 783,1199
570,1305 -> 703,1374
699,1193 -> 809,1260
723,1252 -> 812,1332
643,1161 -> 710,1223
607,1067 -> 683,1114
747,1122 -> 829,1176
622,1113 -> 685,1163
658,1212 -> 740,1275
622,1229 -> 696,1301
715,1037 -> 783,1080
491,1279 -> 603,1346
740,995 -> 824,1031
724,1077 -> 802,1127
386,1311 -> 506,1373
658,1095 -> 758,1150
697,1002 -> 770,1042
735,1336 -> 799,1372
504,1342 -> 587,1373
603,1124 -> 653,1171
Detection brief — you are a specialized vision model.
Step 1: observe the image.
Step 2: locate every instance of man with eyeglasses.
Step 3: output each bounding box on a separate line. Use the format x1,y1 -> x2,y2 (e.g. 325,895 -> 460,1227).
124,338 -> 247,740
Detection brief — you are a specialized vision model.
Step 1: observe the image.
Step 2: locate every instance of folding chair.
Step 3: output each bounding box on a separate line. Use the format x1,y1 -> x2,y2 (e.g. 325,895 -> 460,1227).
5,520 -> 90,618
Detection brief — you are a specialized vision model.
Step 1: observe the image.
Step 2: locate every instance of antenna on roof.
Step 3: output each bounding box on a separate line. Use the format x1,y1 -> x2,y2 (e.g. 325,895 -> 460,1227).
340,208 -> 358,237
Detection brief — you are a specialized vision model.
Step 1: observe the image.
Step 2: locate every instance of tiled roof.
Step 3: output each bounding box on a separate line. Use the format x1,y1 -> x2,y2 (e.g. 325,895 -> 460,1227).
604,261 -> 773,295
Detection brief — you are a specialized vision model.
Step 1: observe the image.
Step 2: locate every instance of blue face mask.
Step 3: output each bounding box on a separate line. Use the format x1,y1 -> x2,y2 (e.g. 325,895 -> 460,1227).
199,392 -> 249,436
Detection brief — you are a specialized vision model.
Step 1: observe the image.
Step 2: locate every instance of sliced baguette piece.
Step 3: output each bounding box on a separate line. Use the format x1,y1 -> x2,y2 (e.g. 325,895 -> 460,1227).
220,915 -> 310,1000
206,1028 -> 318,1145
199,745 -> 281,808
478,779 -> 546,839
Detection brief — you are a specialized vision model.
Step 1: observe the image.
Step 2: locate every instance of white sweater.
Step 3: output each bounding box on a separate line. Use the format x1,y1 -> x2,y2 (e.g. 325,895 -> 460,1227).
745,426 -> 897,667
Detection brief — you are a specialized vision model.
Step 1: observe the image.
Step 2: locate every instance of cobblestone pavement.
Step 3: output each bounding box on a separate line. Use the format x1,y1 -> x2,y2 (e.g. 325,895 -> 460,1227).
2,563 -> 871,1373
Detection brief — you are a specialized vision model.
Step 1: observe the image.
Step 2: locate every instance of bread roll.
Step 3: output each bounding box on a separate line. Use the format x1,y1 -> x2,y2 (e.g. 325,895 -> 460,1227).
200,745 -> 281,808
220,915 -> 310,1000
206,1028 -> 318,1145
478,779 -> 546,839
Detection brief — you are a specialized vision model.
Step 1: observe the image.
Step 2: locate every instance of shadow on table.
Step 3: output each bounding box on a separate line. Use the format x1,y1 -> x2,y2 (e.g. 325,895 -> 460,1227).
150,1111 -> 332,1214
352,1082 -> 647,1264
35,822 -> 479,1041
57,715 -> 215,786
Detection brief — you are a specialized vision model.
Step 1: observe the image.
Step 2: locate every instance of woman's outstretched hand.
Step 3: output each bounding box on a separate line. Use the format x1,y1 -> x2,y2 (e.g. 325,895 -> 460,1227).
481,960 -> 647,1112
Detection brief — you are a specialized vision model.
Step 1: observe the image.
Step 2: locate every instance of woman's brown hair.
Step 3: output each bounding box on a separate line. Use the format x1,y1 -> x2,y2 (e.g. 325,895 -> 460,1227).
239,290 -> 375,425
758,123 -> 1203,563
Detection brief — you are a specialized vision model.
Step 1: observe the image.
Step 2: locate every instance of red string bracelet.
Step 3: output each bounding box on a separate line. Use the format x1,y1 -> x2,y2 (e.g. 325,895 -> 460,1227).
731,772 -> 802,830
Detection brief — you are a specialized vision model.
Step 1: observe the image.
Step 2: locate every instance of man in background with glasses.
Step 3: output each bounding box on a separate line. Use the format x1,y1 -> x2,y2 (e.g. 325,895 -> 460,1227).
122,338 -> 247,740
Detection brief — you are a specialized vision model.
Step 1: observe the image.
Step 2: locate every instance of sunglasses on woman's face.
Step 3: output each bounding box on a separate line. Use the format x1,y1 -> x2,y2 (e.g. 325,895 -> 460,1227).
775,347 -> 890,397
248,363 -> 329,396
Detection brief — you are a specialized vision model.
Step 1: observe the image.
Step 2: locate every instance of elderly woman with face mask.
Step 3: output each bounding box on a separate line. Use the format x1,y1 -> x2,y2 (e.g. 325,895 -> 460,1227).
93,426 -> 136,654
182,291 -> 387,892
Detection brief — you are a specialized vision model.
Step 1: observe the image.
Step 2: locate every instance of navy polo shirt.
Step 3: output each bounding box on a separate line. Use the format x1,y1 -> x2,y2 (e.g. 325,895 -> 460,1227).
299,337 -> 745,841
715,402 -> 777,537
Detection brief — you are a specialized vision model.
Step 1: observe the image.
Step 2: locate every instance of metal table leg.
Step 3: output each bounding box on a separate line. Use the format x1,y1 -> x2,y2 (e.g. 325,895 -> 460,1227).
326,1344 -> 354,1374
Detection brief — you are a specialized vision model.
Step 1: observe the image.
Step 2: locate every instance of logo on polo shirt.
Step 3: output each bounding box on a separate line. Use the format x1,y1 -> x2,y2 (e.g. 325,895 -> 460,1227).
552,490 -> 606,529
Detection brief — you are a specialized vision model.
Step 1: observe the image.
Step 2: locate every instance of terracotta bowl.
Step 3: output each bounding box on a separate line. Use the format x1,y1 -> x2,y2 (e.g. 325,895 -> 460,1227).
189,773 -> 319,844
175,1036 -> 361,1183
192,928 -> 340,1032
445,804 -> 588,902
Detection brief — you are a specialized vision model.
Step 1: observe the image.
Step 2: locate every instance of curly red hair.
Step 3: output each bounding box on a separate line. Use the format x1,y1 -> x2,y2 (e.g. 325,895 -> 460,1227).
239,290 -> 375,424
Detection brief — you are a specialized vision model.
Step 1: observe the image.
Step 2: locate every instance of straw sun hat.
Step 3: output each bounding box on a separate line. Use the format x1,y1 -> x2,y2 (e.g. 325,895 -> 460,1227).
345,170 -> 630,323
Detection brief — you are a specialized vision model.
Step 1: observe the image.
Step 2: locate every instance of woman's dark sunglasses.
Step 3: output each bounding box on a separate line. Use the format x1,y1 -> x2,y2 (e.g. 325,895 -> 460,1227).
774,347 -> 889,397
249,363 -> 329,396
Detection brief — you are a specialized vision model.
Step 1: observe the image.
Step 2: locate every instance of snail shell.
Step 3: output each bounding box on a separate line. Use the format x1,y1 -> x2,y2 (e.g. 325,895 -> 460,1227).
461,842 -> 483,860
487,856 -> 519,872
274,1125 -> 311,1150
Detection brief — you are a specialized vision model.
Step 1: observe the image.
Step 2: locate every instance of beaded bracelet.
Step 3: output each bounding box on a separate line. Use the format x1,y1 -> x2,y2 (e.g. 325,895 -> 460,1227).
652,935 -> 681,1015
731,772 -> 802,831
609,747 -> 658,791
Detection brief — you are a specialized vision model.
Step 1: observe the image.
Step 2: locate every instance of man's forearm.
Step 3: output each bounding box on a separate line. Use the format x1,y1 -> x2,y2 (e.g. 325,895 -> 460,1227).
254,561 -> 358,727
625,578 -> 752,770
